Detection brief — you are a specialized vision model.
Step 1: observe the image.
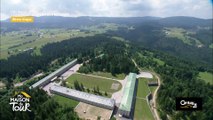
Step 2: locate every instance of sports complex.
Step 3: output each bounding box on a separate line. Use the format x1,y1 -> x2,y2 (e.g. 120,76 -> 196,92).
31,59 -> 158,120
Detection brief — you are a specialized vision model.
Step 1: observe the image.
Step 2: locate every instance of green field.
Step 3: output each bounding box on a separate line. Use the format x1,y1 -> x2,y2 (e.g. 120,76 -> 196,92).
134,99 -> 155,120
164,27 -> 203,47
137,79 -> 150,98
209,44 -> 213,48
66,74 -> 122,93
0,29 -> 95,59
53,95 -> 79,108
198,72 -> 213,84
149,86 -> 157,94
91,72 -> 126,80
111,36 -> 126,42
1,24 -> 121,59
134,78 -> 154,120
153,58 -> 165,66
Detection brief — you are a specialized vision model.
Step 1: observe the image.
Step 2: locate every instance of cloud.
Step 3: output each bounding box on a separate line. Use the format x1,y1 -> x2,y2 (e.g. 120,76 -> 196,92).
1,0 -> 212,20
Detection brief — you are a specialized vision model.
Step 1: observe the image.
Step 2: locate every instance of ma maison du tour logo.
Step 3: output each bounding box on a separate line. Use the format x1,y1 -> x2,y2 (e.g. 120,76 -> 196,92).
176,97 -> 202,111
9,91 -> 31,112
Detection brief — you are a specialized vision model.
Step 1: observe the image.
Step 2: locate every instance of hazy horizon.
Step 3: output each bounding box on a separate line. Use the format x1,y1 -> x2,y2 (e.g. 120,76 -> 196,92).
1,0 -> 213,20
2,15 -> 213,21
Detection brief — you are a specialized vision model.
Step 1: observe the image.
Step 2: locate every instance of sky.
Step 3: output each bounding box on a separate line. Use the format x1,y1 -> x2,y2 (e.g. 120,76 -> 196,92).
1,0 -> 213,20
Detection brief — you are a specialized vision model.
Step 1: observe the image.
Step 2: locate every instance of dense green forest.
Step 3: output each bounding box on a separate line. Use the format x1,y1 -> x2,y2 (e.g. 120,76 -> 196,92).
0,87 -> 79,120
78,39 -> 138,75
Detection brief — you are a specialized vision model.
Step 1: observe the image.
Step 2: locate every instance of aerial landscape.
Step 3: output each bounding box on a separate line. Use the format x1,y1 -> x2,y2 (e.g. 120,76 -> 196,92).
0,0 -> 212,120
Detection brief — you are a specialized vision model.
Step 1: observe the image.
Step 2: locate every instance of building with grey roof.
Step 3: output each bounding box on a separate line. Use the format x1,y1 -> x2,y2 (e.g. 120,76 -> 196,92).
31,59 -> 77,88
50,85 -> 115,110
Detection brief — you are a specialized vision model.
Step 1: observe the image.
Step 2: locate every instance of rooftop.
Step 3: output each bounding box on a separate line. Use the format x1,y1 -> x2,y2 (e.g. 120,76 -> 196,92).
31,59 -> 77,88
50,85 -> 115,108
119,73 -> 137,112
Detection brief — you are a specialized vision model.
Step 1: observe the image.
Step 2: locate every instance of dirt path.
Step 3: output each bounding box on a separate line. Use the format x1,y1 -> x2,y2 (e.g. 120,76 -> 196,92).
132,59 -> 142,71
151,72 -> 161,120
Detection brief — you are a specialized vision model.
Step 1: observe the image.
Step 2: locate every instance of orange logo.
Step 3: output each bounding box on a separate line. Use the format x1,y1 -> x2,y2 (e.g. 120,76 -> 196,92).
10,16 -> 34,23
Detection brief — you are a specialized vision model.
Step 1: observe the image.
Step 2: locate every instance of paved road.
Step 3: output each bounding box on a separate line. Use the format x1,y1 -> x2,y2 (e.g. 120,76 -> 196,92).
111,76 -> 128,106
61,64 -> 82,80
137,71 -> 153,79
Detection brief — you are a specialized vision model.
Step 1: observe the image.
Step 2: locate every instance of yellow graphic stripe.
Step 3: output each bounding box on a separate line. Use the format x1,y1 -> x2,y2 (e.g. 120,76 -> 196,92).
21,92 -> 31,98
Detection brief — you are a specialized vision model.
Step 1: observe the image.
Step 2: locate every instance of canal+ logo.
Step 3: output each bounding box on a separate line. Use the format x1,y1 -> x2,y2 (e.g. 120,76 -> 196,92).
9,91 -> 31,112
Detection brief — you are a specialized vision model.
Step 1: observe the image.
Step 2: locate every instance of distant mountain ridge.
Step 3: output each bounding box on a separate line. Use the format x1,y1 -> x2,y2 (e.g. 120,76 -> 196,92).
3,16 -> 161,23
159,16 -> 212,28
1,16 -> 212,32
3,16 -> 211,23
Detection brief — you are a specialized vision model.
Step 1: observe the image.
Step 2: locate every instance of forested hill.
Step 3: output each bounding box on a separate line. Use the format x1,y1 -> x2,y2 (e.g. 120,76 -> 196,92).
1,16 -> 160,31
1,16 -> 211,32
158,16 -> 212,28
108,22 -> 212,70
